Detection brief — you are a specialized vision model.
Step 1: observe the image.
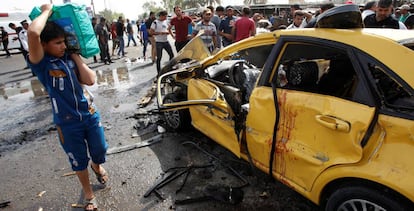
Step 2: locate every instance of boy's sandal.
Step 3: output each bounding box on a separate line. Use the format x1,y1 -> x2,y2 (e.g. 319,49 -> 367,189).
91,165 -> 109,185
84,197 -> 98,211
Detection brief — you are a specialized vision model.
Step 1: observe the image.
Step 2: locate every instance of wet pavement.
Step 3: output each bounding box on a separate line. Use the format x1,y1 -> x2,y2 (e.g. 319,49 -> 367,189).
0,41 -> 319,210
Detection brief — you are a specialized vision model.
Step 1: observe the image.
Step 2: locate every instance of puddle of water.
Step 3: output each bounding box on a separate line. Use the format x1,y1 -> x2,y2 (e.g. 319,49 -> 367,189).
0,79 -> 47,102
0,66 -> 134,103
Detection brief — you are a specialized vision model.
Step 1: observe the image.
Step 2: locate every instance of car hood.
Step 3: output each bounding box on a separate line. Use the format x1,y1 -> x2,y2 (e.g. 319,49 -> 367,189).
160,32 -> 211,75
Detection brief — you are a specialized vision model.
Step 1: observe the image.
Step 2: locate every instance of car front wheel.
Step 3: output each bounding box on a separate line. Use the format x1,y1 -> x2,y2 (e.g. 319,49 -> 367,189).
162,93 -> 191,131
325,186 -> 410,211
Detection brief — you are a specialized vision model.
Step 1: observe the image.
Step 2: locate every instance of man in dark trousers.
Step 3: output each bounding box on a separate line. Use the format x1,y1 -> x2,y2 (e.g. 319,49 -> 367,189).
0,26 -> 11,58
116,16 -> 126,57
169,6 -> 193,52
126,19 -> 137,47
95,17 -> 113,65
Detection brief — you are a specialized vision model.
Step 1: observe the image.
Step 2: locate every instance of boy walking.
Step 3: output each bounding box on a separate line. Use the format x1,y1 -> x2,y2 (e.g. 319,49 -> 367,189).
28,4 -> 109,211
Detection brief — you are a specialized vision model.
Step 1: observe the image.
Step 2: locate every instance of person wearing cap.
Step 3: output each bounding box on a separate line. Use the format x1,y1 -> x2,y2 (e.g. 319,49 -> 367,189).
364,0 -> 407,29
19,20 -> 30,70
399,4 -> 412,23
219,6 -> 237,47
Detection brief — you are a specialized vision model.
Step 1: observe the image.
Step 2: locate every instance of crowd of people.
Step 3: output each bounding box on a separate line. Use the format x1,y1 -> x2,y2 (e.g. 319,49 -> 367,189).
107,0 -> 411,76
1,2 -> 412,210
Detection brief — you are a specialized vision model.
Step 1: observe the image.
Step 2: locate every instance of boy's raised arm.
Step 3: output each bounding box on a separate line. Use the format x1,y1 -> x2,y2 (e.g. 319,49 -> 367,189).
28,4 -> 53,64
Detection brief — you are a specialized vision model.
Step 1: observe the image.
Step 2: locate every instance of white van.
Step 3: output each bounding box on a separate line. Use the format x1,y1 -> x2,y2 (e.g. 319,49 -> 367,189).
0,12 -> 30,52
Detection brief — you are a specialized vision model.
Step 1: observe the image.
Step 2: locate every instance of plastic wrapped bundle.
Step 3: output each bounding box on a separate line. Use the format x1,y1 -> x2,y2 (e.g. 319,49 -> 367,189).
29,3 -> 99,58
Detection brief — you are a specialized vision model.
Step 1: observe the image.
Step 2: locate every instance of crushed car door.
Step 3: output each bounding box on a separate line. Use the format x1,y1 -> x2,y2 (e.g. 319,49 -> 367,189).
246,40 -> 376,191
187,78 -> 241,157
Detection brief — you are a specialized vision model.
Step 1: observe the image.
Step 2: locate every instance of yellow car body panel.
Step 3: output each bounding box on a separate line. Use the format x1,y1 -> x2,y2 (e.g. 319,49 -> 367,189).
187,78 -> 240,157
158,27 -> 414,207
309,115 -> 414,204
246,86 -> 375,190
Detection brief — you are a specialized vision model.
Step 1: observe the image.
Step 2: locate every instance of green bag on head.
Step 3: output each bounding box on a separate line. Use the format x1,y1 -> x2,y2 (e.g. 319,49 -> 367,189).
29,3 -> 99,58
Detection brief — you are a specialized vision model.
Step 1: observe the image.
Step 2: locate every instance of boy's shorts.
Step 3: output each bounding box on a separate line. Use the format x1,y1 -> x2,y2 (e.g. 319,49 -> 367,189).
56,112 -> 108,171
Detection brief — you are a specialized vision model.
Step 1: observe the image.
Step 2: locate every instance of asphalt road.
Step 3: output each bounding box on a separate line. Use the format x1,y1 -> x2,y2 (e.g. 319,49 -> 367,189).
0,40 -> 319,210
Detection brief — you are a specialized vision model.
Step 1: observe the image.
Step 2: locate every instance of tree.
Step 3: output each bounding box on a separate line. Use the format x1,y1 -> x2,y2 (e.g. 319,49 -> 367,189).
180,0 -> 221,10
98,9 -> 124,23
142,1 -> 165,15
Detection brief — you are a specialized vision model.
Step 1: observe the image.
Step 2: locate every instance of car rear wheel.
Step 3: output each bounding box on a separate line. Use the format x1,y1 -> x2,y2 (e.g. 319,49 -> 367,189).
162,93 -> 191,131
325,186 -> 409,211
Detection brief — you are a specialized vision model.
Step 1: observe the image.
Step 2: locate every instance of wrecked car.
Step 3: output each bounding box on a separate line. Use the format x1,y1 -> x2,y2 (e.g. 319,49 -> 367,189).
156,6 -> 414,211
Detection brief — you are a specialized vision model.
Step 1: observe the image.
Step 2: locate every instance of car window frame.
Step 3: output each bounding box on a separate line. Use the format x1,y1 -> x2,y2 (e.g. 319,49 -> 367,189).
355,51 -> 414,120
258,35 -> 376,107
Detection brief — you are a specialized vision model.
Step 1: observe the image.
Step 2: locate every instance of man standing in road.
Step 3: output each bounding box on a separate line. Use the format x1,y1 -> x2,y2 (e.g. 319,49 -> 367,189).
219,6 -> 236,47
364,0 -> 407,29
9,22 -> 27,62
150,10 -> 174,77
95,17 -> 113,65
140,20 -> 149,60
146,11 -> 157,63
27,4 -> 109,211
126,19 -> 137,47
232,7 -> 256,43
192,9 -> 218,53
116,16 -> 126,57
169,6 -> 193,52
19,20 -> 30,70
0,26 -> 11,58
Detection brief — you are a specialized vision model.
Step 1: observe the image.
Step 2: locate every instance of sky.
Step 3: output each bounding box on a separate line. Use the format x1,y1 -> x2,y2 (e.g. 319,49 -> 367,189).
1,0 -> 293,20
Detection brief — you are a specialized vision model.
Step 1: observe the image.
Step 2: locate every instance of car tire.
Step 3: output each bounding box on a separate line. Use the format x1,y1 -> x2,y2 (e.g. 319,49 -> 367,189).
325,186 -> 409,211
162,93 -> 191,131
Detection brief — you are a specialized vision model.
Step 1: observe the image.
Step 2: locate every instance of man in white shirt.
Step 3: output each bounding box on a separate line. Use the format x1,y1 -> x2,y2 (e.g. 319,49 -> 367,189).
287,10 -> 308,29
150,10 -> 174,76
19,20 -> 30,71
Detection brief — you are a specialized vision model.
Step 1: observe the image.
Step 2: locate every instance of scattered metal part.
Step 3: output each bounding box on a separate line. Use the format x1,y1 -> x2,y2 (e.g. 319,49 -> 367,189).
0,201 -> 11,208
182,141 -> 249,187
37,191 -> 46,197
175,169 -> 191,194
61,171 -> 76,177
175,196 -> 212,205
107,134 -> 162,155
175,185 -> 244,205
71,203 -> 83,208
144,170 -> 177,198
153,189 -> 164,200
144,164 -> 214,199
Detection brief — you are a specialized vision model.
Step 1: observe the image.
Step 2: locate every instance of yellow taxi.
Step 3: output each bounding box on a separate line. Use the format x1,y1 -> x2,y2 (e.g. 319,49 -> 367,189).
157,5 -> 414,210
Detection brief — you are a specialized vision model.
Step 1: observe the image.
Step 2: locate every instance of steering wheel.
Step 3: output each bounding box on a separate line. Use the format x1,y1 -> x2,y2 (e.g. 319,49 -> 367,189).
229,60 -> 250,87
